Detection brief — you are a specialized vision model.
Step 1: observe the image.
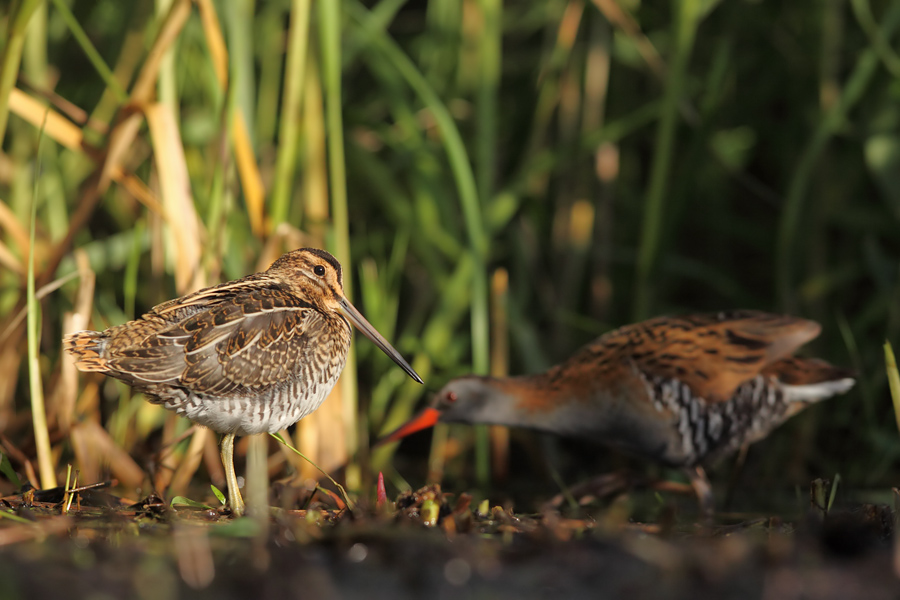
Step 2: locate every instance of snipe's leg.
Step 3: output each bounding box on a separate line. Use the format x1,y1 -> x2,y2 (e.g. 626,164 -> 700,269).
220,432 -> 245,516
685,465 -> 714,521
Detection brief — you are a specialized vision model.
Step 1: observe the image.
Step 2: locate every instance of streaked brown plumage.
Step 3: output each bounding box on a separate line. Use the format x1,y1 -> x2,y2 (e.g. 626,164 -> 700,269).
383,311 -> 854,515
64,248 -> 422,515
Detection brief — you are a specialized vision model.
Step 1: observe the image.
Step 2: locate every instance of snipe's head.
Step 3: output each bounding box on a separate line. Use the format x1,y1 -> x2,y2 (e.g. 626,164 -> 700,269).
267,248 -> 347,310
269,248 -> 423,384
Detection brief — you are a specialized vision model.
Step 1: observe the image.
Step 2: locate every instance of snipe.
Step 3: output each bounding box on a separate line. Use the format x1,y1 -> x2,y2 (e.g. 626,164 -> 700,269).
65,248 -> 422,515
382,310 -> 854,515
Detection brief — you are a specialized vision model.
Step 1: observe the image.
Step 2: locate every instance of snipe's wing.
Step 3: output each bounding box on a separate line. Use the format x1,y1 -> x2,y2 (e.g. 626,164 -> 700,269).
106,285 -> 340,395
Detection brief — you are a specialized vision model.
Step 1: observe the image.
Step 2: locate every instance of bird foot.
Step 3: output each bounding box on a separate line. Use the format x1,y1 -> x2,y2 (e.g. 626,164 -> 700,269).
229,489 -> 245,517
685,465 -> 715,526
220,431 -> 245,518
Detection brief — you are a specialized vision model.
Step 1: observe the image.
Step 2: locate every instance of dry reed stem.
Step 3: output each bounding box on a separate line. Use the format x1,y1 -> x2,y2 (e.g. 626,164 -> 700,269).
0,198 -> 29,256
154,412 -> 184,496
52,249 -> 94,433
489,268 -> 510,481
589,0 -> 666,80
72,380 -> 98,420
8,88 -> 84,151
303,57 -> 328,225
17,74 -> 100,130
0,239 -> 22,274
70,420 -> 145,490
22,461 -> 39,489
98,0 -> 192,193
145,102 -> 205,293
232,110 -> 266,237
116,171 -> 167,217
197,0 -> 267,241
555,1 -> 584,57
0,343 -> 22,431
168,427 -> 209,496
54,313 -> 81,431
195,0 -> 228,89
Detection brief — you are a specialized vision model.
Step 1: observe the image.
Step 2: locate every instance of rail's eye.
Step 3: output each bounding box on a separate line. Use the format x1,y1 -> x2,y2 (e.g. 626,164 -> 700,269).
314,265 -> 326,277
445,391 -> 458,404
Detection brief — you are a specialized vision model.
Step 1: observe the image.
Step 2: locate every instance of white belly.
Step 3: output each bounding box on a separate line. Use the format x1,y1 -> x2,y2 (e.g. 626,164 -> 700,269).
161,365 -> 343,436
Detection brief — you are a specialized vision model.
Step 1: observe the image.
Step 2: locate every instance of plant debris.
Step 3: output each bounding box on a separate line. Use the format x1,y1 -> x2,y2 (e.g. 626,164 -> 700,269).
0,478 -> 896,599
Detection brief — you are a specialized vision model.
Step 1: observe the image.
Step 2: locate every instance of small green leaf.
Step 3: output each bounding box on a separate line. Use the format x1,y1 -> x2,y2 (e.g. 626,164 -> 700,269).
884,341 -> 900,435
0,454 -> 21,489
0,510 -> 34,524
210,485 -> 226,506
866,135 -> 900,219
827,473 -> 841,512
420,499 -> 439,526
171,496 -> 214,509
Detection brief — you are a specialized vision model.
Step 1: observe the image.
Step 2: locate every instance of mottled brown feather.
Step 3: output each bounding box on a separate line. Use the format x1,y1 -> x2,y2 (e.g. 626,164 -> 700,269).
760,356 -> 855,385
103,288 -> 339,396
63,253 -> 356,405
562,310 -> 822,403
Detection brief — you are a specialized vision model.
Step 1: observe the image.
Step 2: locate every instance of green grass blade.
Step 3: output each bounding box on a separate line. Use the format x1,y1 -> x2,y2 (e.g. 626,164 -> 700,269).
0,453 -> 21,489
0,0 -> 43,143
884,341 -> 900,435
270,432 -> 355,510
471,0 -> 502,486
349,1 -> 491,484
48,0 -> 129,103
28,111 -> 56,489
0,509 -> 36,524
270,0 -> 312,228
776,3 -> 900,309
826,473 -> 841,512
633,0 -> 704,320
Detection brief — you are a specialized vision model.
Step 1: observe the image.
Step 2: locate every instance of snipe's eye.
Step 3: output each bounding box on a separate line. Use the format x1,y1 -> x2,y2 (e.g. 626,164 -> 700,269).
314,265 -> 326,277
445,391 -> 458,404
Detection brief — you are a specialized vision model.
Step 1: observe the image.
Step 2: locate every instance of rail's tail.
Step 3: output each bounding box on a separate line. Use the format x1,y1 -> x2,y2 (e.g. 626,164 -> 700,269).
765,356 -> 855,403
62,331 -> 108,372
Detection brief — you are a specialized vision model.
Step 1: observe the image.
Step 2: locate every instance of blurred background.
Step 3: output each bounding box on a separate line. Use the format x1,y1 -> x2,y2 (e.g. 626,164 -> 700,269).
0,0 -> 898,513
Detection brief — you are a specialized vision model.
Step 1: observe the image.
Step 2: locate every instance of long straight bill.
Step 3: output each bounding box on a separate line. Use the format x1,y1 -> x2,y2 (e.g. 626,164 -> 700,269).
338,297 -> 423,384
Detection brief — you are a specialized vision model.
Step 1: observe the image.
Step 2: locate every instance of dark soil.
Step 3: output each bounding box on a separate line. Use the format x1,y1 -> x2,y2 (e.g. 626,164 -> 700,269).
0,483 -> 898,600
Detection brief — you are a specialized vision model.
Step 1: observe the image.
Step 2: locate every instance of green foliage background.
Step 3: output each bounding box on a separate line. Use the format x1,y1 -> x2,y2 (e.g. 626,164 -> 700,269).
1,0 -> 899,504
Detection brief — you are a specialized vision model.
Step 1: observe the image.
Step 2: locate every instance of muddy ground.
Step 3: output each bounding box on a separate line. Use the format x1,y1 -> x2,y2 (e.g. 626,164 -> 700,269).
0,483 -> 898,600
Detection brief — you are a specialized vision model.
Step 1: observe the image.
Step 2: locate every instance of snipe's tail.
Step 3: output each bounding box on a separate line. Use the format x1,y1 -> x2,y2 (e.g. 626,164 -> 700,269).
63,331 -> 108,372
